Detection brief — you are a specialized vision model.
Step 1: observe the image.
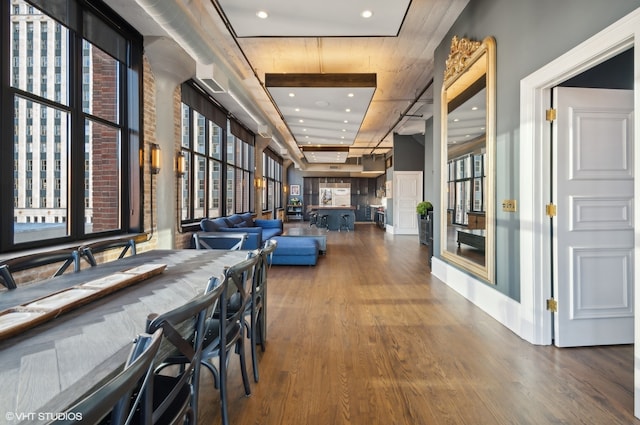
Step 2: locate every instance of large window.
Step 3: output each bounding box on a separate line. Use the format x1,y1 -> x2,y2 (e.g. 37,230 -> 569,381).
226,121 -> 254,216
180,82 -> 255,225
2,0 -> 142,250
262,150 -> 283,212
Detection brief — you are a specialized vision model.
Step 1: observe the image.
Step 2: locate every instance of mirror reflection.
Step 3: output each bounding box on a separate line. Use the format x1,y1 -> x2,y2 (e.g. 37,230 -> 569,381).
441,36 -> 495,283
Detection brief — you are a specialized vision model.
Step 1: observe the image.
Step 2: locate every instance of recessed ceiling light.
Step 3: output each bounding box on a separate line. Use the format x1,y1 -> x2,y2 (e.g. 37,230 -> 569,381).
299,119 -> 304,123
288,92 -> 295,97
295,108 -> 300,112
361,10 -> 373,18
348,93 -> 354,97
256,10 -> 269,19
344,120 -> 349,123
345,108 -> 351,112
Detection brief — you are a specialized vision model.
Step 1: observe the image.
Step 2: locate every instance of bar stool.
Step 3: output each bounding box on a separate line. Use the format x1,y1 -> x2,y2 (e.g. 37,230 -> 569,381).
318,214 -> 329,230
309,212 -> 318,227
339,214 -> 350,232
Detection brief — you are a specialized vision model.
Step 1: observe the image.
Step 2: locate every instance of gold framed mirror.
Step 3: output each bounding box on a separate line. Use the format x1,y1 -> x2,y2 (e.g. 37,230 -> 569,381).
440,36 -> 496,283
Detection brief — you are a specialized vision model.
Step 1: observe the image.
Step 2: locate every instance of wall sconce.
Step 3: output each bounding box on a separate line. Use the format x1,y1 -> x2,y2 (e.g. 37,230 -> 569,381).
150,144 -> 161,175
254,177 -> 263,189
176,151 -> 186,177
283,185 -> 288,193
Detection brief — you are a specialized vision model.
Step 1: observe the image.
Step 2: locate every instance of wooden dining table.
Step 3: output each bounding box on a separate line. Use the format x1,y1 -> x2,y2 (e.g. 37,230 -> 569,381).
0,249 -> 248,424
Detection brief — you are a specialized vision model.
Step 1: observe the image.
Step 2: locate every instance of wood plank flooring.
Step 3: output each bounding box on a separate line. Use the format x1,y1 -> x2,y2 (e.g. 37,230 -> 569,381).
197,222 -> 639,425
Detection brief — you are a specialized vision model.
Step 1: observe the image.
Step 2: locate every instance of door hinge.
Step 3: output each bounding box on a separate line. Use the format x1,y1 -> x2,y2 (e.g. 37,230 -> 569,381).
546,203 -> 557,217
546,108 -> 557,121
547,298 -> 558,312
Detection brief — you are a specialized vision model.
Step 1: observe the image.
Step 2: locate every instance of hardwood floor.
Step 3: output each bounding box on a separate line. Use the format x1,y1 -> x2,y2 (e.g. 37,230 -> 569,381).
197,222 -> 639,425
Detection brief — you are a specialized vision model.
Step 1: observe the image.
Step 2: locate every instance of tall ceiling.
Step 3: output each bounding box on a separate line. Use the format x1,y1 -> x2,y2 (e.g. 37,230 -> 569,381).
102,0 -> 469,175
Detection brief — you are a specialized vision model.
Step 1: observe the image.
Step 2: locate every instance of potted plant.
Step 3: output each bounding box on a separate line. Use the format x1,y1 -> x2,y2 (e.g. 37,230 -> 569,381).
416,201 -> 433,218
416,201 -> 433,246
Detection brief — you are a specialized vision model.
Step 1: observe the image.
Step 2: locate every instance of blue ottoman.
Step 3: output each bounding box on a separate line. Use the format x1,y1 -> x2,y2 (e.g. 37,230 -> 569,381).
268,236 -> 319,266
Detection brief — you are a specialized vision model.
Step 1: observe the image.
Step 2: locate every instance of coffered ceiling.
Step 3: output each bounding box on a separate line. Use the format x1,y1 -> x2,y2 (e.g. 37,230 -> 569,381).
102,0 -> 469,175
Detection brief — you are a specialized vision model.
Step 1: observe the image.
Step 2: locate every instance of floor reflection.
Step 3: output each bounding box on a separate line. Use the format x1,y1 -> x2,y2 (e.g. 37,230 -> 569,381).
445,225 -> 485,266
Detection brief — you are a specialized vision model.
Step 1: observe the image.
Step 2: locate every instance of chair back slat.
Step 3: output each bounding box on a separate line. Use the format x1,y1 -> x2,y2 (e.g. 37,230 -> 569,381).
80,238 -> 137,267
0,248 -> 80,290
200,255 -> 259,425
145,281 -> 226,425
54,328 -> 163,425
194,232 -> 248,251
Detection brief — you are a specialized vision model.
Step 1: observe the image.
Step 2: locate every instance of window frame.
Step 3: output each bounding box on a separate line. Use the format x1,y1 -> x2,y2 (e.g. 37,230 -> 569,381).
262,149 -> 283,212
0,0 -> 144,252
446,152 -> 485,226
179,81 -> 257,227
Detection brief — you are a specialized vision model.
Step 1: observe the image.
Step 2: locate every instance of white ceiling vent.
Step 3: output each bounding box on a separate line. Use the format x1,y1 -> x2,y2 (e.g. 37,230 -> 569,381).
196,62 -> 228,93
257,125 -> 272,138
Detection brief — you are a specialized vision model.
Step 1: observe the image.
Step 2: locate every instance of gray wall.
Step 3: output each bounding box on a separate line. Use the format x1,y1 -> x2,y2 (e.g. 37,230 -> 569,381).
432,0 -> 639,300
287,166 -> 305,205
393,133 -> 425,172
424,118 -> 435,205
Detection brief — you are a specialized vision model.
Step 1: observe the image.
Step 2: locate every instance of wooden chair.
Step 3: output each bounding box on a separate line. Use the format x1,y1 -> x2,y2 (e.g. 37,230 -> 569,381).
53,328 -> 163,425
200,255 -> 258,425
193,232 -> 248,251
79,237 -> 137,267
245,238 -> 277,382
0,248 -> 80,290
146,280 -> 226,425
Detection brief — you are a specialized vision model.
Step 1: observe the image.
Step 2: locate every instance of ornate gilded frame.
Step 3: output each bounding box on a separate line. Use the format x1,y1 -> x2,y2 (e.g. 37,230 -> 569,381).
440,36 -> 496,283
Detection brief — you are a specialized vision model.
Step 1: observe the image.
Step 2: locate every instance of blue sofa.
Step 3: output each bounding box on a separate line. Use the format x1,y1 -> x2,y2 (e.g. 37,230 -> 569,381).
200,213 -> 283,250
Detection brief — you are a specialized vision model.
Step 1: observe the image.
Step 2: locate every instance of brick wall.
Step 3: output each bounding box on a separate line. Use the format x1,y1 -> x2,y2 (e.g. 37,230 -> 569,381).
90,48 -> 119,232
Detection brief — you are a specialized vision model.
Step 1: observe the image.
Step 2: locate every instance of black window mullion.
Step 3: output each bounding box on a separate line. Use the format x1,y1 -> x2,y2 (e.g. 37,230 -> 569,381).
0,1 -> 13,250
127,41 -> 142,233
220,125 -> 228,213
69,23 -> 85,239
187,107 -> 195,221
203,118 -> 210,218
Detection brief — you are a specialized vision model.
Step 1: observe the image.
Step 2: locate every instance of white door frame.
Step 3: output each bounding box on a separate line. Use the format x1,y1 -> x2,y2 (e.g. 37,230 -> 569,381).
519,6 -> 640,416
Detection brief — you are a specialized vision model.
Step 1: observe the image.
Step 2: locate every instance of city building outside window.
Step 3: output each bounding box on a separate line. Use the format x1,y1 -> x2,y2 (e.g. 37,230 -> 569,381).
2,0 -> 142,250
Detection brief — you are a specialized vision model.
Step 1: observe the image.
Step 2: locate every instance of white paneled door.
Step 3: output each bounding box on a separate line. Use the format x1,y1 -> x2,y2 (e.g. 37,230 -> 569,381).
554,87 -> 634,347
393,171 -> 423,235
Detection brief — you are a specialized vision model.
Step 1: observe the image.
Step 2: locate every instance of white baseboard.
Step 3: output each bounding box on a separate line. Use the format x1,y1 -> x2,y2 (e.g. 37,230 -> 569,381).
431,257 -> 533,343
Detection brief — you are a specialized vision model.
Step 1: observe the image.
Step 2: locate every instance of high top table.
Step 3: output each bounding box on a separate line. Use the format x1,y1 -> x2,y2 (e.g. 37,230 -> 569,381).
0,249 -> 247,424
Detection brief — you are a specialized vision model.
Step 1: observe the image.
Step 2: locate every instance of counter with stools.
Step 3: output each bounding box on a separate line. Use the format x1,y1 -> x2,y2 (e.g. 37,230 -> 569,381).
308,206 -> 356,231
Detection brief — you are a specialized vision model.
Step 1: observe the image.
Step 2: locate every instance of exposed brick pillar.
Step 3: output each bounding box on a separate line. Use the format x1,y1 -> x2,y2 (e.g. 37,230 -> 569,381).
90,47 -> 119,232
